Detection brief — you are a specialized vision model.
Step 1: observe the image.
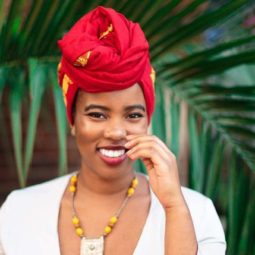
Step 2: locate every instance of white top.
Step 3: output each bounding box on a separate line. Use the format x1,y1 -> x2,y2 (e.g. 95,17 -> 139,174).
0,174 -> 226,255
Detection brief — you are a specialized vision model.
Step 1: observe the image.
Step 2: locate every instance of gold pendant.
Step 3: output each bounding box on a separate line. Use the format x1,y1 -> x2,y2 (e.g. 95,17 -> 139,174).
80,236 -> 104,255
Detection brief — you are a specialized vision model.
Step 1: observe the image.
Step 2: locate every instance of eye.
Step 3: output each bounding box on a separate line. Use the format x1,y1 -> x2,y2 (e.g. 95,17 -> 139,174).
86,112 -> 106,119
128,112 -> 144,119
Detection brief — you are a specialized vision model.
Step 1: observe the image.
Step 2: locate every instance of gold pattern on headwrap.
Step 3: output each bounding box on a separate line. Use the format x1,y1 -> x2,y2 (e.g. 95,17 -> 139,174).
150,67 -> 156,88
58,62 -> 62,72
99,24 -> 113,40
62,74 -> 73,105
74,51 -> 92,67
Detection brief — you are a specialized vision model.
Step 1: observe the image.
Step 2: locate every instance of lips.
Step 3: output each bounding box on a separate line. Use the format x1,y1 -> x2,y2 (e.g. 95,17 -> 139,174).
97,146 -> 128,166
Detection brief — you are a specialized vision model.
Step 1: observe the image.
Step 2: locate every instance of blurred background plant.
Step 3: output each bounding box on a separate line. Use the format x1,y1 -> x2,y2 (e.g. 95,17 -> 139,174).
0,0 -> 255,254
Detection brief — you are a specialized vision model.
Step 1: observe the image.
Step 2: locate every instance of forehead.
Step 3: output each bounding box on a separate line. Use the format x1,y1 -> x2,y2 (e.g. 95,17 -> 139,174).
77,84 -> 146,108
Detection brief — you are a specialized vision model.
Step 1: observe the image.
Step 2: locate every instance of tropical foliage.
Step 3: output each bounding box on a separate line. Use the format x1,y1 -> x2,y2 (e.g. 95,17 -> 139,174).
0,1 -> 255,254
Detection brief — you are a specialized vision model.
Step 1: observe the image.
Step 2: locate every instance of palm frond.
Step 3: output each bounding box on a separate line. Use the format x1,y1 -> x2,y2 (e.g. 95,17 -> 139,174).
1,1 -> 255,254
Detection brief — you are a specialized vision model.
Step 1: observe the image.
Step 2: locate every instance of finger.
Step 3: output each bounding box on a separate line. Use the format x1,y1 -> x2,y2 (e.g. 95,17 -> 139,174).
126,135 -> 172,157
125,135 -> 174,157
126,141 -> 169,161
142,158 -> 154,172
126,134 -> 171,153
126,145 -> 172,170
127,148 -> 162,167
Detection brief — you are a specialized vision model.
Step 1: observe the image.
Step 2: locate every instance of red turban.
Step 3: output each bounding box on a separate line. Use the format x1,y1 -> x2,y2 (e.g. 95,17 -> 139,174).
58,6 -> 155,125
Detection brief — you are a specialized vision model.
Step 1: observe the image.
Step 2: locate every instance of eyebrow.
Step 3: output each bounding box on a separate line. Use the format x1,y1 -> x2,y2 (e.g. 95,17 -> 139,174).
84,104 -> 146,112
84,104 -> 110,112
125,104 -> 146,112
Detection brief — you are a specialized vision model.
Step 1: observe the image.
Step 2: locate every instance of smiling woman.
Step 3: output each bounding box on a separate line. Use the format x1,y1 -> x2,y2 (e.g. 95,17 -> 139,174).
0,6 -> 226,255
73,85 -> 148,175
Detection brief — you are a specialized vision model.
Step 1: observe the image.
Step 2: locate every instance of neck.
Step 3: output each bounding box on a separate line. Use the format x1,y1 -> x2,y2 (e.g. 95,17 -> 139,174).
77,166 -> 136,197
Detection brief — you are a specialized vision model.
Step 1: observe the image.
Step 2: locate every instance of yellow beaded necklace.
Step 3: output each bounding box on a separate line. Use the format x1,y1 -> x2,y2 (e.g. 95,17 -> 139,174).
69,174 -> 138,255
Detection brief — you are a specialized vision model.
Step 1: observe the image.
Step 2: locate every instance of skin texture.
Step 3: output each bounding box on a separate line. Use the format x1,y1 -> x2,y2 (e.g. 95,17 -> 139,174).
58,84 -> 197,255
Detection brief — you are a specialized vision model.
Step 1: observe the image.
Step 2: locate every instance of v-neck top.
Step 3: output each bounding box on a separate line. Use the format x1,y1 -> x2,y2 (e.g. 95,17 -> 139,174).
0,174 -> 226,255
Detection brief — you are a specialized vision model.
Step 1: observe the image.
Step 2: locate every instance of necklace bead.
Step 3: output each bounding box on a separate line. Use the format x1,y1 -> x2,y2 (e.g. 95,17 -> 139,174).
109,216 -> 118,226
72,216 -> 80,227
104,226 -> 112,235
69,185 -> 76,192
69,174 -> 138,238
127,187 -> 135,196
132,178 -> 138,188
71,175 -> 78,184
76,227 -> 84,237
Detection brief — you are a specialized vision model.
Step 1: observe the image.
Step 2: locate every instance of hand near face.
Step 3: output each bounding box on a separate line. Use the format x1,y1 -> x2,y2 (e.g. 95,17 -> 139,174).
125,134 -> 185,209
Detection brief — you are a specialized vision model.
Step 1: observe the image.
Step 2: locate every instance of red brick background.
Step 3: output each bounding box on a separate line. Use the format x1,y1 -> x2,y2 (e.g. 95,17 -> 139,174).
0,90 -> 80,205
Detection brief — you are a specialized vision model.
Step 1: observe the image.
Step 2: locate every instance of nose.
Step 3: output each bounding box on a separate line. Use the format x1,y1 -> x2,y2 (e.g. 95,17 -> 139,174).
104,120 -> 127,140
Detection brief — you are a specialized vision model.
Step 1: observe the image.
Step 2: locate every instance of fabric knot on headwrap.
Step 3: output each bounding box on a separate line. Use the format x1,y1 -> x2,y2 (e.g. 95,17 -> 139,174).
58,6 -> 155,124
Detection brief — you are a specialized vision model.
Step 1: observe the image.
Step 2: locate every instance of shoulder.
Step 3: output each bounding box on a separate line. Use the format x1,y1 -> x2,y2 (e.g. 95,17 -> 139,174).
181,186 -> 212,211
151,186 -> 225,242
0,173 -> 73,235
181,187 -> 219,222
0,173 -> 72,213
152,186 -> 214,218
181,187 -> 226,243
0,174 -> 74,254
181,187 -> 221,225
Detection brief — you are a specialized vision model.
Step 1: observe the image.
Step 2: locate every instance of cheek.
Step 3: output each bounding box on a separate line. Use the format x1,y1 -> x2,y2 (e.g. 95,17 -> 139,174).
127,121 -> 148,135
75,119 -> 103,146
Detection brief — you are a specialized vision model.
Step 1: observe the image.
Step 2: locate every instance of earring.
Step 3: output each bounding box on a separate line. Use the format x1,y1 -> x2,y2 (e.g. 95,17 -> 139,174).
71,126 -> 76,136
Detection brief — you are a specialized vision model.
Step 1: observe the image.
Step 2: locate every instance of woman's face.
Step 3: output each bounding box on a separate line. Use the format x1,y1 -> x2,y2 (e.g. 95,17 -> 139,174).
73,84 -> 148,179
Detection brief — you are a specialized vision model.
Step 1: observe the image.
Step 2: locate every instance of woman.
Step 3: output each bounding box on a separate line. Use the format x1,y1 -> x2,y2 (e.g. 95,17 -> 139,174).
0,6 -> 226,255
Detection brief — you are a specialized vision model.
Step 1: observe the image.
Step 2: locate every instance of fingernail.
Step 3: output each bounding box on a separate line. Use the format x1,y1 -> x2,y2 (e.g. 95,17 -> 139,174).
125,142 -> 131,148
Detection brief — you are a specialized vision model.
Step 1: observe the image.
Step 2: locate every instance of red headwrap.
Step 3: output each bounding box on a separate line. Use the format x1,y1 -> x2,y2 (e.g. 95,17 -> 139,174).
58,6 -> 155,125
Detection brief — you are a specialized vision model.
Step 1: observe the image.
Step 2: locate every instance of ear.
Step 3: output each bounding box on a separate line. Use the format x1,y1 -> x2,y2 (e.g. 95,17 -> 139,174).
71,125 -> 76,136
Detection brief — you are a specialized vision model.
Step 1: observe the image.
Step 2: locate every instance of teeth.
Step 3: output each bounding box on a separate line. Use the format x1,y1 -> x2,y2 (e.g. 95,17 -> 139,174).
99,149 -> 125,158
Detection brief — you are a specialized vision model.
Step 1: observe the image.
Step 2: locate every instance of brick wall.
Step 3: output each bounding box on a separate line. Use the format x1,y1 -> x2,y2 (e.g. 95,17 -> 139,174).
0,90 -> 80,205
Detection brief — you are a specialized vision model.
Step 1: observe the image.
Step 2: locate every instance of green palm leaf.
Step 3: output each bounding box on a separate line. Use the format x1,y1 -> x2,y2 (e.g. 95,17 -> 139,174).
1,1 -> 255,254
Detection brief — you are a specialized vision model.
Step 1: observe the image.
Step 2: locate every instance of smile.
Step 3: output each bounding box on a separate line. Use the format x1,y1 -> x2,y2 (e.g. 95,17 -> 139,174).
97,147 -> 128,166
99,149 -> 126,158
